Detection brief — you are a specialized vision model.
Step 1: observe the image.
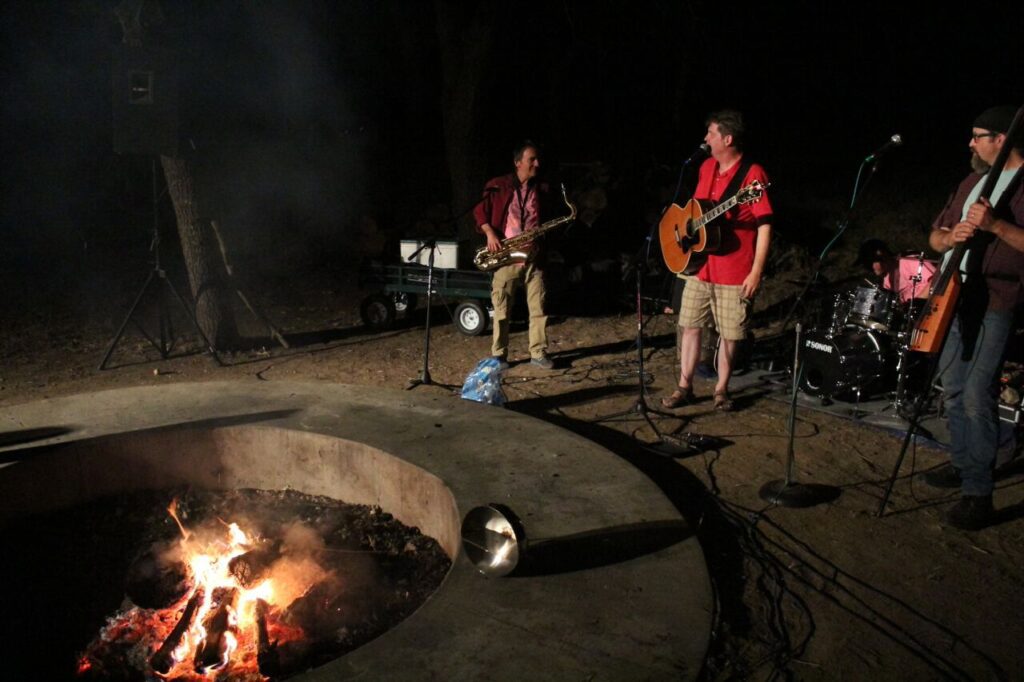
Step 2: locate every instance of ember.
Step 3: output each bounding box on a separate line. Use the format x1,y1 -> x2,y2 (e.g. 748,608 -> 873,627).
0,489 -> 450,680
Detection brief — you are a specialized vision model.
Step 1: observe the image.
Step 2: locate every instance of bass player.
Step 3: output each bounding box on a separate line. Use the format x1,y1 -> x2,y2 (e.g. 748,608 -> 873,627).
920,105 -> 1024,530
662,110 -> 773,411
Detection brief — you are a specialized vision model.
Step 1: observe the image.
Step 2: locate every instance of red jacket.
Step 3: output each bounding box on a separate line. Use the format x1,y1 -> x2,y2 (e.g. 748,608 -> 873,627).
473,174 -> 553,238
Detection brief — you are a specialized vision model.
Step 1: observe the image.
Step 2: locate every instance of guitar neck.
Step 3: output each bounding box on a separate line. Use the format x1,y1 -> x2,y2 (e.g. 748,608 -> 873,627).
695,195 -> 740,228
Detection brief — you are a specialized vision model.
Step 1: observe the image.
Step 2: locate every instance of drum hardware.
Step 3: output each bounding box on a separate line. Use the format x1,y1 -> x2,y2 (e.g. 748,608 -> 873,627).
895,251 -> 938,304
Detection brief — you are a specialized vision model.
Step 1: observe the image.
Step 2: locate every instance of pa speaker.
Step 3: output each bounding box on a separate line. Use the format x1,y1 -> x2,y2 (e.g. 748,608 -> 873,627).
112,44 -> 178,156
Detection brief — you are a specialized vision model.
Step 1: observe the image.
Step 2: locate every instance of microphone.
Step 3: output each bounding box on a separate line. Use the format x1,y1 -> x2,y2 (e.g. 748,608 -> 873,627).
864,134 -> 903,163
683,143 -> 710,165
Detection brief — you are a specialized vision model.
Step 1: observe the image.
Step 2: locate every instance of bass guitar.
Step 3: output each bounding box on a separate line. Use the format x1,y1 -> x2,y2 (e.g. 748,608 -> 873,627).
658,180 -> 769,274
910,104 -> 1024,354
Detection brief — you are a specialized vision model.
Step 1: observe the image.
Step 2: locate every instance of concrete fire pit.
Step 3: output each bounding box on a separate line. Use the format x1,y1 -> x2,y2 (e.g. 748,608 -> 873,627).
0,381 -> 712,680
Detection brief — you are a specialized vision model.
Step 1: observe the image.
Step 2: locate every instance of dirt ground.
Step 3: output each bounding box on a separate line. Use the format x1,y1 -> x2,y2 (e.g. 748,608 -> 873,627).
1,269 -> 1022,681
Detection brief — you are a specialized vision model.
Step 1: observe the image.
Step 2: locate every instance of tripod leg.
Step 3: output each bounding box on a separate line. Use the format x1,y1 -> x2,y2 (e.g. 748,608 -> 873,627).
877,407 -> 919,516
235,290 -> 290,349
161,274 -> 224,366
99,270 -> 157,370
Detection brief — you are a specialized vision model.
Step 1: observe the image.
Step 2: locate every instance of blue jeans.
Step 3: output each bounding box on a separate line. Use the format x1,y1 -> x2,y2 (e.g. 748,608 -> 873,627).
938,309 -> 1013,496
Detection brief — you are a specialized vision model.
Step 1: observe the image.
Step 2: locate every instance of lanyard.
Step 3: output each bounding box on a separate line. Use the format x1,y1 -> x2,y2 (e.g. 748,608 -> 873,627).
514,183 -> 533,227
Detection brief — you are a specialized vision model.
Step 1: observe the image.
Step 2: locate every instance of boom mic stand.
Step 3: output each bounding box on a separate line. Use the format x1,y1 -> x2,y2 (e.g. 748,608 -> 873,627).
593,223 -> 702,457
758,150 -> 891,506
779,152 -> 886,334
592,149 -> 716,456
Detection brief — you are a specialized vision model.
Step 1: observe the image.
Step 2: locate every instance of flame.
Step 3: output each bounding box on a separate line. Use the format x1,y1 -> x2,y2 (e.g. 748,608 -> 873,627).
78,502 -> 325,680
167,498 -> 192,542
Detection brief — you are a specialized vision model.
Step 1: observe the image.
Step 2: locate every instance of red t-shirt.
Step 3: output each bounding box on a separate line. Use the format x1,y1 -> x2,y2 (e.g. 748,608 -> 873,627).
693,156 -> 773,285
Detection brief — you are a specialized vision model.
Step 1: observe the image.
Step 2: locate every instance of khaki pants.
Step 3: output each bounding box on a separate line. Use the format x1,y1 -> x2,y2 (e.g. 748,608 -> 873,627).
491,262 -> 547,359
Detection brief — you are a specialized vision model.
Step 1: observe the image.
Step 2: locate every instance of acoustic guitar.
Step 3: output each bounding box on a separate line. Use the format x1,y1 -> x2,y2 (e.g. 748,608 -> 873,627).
658,180 -> 768,274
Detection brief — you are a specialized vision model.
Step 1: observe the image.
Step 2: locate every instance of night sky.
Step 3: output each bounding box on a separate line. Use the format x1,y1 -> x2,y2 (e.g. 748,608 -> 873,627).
1,1 -> 1021,299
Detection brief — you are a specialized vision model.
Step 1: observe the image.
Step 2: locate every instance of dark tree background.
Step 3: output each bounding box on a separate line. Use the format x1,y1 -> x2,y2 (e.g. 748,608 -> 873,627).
0,0 -> 1020,339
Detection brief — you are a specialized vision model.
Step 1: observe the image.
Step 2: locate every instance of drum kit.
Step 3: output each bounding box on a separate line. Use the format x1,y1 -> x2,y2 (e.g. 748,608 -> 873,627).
799,252 -> 937,410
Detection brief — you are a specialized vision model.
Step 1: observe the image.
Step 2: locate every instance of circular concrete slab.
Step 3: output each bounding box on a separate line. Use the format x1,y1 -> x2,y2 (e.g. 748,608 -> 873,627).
0,381 -> 712,680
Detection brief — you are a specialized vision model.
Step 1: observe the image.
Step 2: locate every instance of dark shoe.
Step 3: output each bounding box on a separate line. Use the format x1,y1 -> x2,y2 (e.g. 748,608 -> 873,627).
661,386 -> 696,409
919,464 -> 961,489
945,495 -> 993,531
531,355 -> 554,370
493,356 -> 509,371
713,391 -> 734,412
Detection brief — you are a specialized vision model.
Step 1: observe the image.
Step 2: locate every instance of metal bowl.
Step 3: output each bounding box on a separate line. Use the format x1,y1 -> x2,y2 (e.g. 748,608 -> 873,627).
460,504 -> 526,577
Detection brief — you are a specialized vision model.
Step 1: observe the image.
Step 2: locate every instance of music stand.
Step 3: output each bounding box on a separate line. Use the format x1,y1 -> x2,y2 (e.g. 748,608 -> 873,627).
99,159 -> 221,370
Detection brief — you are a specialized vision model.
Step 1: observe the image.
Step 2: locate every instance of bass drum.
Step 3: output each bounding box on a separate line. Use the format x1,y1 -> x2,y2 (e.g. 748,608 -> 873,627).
800,327 -> 890,399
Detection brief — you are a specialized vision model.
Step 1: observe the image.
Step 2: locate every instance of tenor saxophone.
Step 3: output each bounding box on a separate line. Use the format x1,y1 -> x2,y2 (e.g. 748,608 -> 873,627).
473,183 -> 577,272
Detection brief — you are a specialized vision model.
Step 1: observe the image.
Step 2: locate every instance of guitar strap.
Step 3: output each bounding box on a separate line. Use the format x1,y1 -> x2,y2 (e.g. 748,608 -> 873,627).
958,165 -> 1024,358
716,159 -> 753,210
967,165 -> 1024,274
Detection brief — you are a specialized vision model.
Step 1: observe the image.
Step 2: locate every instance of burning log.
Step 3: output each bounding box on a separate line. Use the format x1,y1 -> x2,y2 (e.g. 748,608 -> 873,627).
228,542 -> 281,588
194,587 -> 240,673
255,598 -> 281,677
150,587 -> 205,675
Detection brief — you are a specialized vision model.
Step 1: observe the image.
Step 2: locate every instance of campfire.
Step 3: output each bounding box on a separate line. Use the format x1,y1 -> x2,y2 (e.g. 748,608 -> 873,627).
66,489 -> 450,680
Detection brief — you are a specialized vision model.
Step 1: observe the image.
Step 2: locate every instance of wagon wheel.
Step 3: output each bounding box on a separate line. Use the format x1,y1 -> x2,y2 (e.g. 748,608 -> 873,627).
393,291 -> 418,314
453,301 -> 488,336
360,294 -> 396,330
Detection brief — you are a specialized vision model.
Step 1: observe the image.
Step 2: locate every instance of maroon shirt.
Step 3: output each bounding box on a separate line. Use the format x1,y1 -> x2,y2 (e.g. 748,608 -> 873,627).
473,174 -> 552,238
932,171 -> 1024,311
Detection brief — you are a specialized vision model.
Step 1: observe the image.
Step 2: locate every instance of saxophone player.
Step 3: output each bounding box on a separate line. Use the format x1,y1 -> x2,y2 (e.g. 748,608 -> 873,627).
473,140 -> 557,370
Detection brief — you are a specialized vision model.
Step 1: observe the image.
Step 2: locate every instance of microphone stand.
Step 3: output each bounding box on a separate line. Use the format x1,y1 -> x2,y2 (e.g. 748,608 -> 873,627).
405,236 -> 442,389
759,323 -> 841,506
761,149 -> 891,506
779,153 -> 885,333
592,151 -> 708,457
405,190 -> 496,391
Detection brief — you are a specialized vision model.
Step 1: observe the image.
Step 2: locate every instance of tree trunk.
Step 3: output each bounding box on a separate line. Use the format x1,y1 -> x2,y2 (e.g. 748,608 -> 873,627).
160,155 -> 238,349
434,0 -> 496,239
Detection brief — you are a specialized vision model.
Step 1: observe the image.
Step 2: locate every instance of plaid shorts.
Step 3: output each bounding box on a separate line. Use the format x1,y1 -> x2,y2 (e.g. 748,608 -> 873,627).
677,278 -> 750,341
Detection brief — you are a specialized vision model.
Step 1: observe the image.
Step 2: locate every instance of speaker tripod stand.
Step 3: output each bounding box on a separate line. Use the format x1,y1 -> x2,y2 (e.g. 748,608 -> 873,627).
99,159 -> 220,370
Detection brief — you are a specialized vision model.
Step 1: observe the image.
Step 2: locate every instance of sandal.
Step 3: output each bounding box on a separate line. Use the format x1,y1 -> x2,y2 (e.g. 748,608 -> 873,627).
713,391 -> 734,412
661,386 -> 696,409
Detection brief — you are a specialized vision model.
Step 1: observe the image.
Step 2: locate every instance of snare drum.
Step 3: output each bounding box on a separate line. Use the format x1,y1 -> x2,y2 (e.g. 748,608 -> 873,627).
848,285 -> 897,331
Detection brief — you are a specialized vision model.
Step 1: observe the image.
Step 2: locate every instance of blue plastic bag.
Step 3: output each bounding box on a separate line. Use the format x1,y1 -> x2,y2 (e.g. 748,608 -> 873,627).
460,357 -> 507,406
